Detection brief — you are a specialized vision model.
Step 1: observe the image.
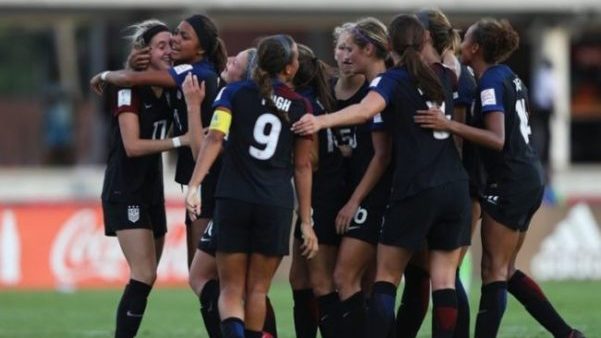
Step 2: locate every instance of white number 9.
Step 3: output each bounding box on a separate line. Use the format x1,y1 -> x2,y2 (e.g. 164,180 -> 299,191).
249,113 -> 282,160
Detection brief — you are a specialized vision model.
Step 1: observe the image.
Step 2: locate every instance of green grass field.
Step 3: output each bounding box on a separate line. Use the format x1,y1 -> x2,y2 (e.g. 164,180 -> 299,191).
0,280 -> 598,338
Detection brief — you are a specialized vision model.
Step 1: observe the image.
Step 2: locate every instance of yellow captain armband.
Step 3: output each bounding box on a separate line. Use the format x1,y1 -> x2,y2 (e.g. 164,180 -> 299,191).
209,108 -> 232,135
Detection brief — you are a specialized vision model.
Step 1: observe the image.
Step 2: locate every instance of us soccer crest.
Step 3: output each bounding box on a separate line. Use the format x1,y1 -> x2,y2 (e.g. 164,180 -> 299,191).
127,205 -> 140,223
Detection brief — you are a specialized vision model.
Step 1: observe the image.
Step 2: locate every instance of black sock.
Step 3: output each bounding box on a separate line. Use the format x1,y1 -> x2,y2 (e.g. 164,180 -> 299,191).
292,289 -> 318,338
263,296 -> 277,337
200,279 -> 221,338
508,270 -> 573,337
396,264 -> 430,338
474,281 -> 507,338
340,291 -> 366,338
432,289 -> 458,338
367,281 -> 397,338
317,292 -> 340,338
115,279 -> 152,338
220,317 -> 244,338
244,329 -> 263,338
453,270 -> 470,338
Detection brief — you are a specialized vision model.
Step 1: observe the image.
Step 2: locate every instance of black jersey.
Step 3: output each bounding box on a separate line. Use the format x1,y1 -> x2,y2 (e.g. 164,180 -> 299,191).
102,86 -> 171,204
336,80 -> 392,207
298,86 -> 346,207
371,66 -> 467,202
212,80 -> 313,208
167,60 -> 220,184
474,64 -> 544,187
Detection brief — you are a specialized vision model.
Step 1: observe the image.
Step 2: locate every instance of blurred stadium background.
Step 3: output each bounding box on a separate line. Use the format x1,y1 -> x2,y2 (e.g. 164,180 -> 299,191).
0,1 -> 600,337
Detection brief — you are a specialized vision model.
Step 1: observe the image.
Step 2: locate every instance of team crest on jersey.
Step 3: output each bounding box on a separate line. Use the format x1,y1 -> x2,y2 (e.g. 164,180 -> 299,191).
481,88 -> 497,106
127,205 -> 140,223
118,89 -> 132,107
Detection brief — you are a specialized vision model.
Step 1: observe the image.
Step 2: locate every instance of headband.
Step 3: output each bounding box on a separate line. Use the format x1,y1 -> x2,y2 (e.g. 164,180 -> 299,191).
185,15 -> 217,55
244,49 -> 258,80
142,24 -> 170,46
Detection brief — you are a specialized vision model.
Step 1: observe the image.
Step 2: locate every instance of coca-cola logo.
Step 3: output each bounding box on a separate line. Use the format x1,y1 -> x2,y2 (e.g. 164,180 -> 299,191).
50,208 -> 188,289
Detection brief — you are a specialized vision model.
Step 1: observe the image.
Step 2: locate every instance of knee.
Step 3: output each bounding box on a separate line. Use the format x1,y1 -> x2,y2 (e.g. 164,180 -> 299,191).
333,266 -> 350,291
132,268 -> 157,286
310,273 -> 335,296
480,254 -> 508,283
188,273 -> 209,296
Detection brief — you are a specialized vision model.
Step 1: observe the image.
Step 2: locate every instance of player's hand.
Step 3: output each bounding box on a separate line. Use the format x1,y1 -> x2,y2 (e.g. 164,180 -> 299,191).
300,221 -> 318,259
186,185 -> 202,221
291,114 -> 322,136
182,73 -> 205,110
90,73 -> 106,95
335,200 -> 359,234
414,107 -> 451,131
127,46 -> 151,71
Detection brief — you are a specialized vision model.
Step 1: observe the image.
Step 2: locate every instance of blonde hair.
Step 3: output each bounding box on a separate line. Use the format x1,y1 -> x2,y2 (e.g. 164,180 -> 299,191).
125,19 -> 169,48
350,17 -> 389,60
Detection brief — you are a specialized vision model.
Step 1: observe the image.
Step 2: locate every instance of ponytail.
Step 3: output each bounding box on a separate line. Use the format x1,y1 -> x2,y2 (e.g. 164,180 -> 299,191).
390,14 -> 445,104
254,34 -> 297,125
210,37 -> 228,73
402,47 -> 445,104
253,67 -> 290,124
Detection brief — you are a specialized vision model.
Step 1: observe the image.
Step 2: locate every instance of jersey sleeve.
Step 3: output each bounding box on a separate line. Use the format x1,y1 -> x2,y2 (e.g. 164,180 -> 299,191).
113,88 -> 140,116
168,63 -> 210,88
212,83 -> 238,112
478,72 -> 505,114
368,73 -> 396,105
369,112 -> 386,131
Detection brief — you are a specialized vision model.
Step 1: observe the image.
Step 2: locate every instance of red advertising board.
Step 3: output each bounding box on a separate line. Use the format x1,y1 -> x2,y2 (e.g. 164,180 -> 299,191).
0,203 -> 188,289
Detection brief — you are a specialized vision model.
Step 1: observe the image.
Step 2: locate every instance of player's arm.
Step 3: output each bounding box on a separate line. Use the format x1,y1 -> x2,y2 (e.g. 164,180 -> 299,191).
91,69 -> 176,94
291,91 -> 386,135
415,108 -> 505,151
118,112 -> 188,157
294,133 -> 318,259
182,73 -> 206,160
335,130 -> 392,233
185,107 -> 229,220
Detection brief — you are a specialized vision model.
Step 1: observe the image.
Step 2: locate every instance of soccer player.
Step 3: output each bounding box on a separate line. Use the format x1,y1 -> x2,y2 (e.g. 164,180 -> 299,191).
99,20 -> 186,338
395,9 -> 475,338
183,47 -> 283,338
185,34 -> 318,338
326,18 -> 394,338
288,43 -> 342,338
292,14 -> 472,338
414,18 -> 585,338
91,14 -> 227,266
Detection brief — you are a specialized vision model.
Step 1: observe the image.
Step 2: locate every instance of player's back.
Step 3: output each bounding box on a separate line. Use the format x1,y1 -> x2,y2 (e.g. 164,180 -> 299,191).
215,80 -> 312,208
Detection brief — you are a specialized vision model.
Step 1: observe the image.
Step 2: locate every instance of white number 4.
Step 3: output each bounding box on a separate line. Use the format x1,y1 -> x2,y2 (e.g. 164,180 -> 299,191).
249,113 -> 282,160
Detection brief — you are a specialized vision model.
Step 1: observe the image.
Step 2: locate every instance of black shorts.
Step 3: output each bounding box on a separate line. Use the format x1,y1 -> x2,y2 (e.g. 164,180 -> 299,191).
102,201 -> 167,239
294,203 -> 341,246
213,198 -> 293,256
200,173 -> 218,219
197,219 -> 217,256
342,202 -> 385,245
480,183 -> 544,232
380,181 -> 471,251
